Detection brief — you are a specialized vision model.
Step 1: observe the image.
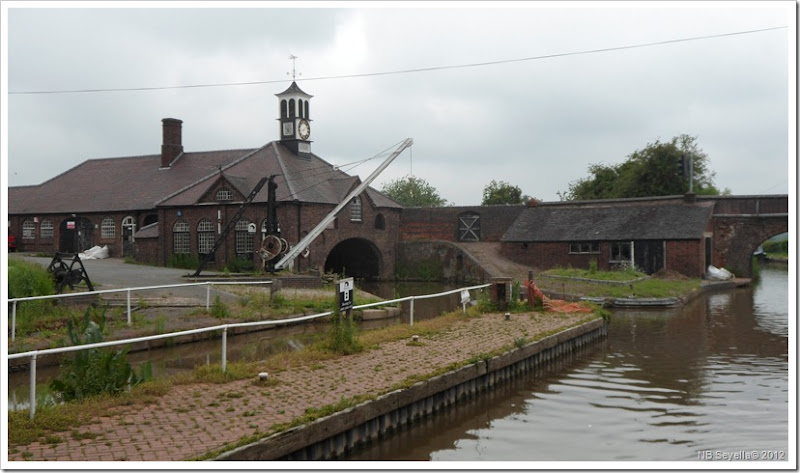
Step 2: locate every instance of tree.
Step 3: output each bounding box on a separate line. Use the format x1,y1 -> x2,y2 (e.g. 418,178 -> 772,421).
380,175 -> 448,207
482,180 -> 528,205
560,134 -> 727,201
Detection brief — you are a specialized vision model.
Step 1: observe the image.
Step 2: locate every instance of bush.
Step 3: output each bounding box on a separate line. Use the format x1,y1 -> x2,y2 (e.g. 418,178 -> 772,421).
50,308 -> 152,402
168,253 -> 200,269
9,258 -> 55,299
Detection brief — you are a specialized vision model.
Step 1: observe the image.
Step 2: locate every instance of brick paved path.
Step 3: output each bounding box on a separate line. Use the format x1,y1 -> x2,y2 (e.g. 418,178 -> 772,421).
8,311 -> 594,462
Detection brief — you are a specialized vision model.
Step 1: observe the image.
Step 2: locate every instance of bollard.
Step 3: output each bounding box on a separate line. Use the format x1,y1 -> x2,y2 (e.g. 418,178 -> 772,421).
11,301 -> 17,342
127,289 -> 132,326
221,326 -> 228,373
29,354 -> 37,419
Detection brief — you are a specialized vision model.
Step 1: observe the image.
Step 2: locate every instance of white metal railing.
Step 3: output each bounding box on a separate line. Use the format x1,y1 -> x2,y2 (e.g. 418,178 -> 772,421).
7,283 -> 490,419
7,281 -> 273,341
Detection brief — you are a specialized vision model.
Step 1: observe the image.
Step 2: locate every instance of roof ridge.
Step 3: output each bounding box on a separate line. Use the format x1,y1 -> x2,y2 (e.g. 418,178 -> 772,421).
271,142 -> 298,200
154,143 -> 271,206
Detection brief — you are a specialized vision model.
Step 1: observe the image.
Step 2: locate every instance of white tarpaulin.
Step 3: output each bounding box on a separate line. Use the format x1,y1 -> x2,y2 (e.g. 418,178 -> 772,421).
706,265 -> 734,281
79,245 -> 109,260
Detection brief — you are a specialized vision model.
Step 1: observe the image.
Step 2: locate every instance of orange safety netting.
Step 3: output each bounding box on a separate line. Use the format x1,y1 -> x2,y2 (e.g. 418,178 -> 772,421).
523,280 -> 594,314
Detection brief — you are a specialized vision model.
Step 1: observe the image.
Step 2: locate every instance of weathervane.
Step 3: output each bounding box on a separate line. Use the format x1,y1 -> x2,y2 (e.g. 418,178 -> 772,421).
287,55 -> 301,81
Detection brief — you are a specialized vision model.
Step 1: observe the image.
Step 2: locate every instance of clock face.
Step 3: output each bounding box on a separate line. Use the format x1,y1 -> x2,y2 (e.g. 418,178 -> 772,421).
282,121 -> 294,137
298,120 -> 310,140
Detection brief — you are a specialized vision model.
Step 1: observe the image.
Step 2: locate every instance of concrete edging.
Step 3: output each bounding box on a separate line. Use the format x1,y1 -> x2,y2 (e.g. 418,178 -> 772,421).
215,317 -> 606,461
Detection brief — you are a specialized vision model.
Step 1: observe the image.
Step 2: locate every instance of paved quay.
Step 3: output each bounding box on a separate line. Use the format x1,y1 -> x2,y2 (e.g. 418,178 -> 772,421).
8,310 -> 597,462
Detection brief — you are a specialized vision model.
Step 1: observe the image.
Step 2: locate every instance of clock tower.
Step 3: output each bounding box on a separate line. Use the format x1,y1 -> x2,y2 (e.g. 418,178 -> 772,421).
276,81 -> 313,156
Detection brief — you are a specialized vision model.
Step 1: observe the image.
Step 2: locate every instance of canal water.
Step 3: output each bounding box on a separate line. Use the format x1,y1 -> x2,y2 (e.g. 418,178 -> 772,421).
343,266 -> 791,462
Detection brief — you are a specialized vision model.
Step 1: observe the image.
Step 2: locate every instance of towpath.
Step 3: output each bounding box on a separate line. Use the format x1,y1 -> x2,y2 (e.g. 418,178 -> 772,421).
8,308 -> 595,462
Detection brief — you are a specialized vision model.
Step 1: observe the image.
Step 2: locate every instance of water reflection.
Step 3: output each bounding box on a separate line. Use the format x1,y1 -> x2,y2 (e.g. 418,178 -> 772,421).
345,267 -> 789,461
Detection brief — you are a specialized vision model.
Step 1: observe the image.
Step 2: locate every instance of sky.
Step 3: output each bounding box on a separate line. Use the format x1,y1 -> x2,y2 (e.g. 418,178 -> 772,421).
2,1 -> 795,206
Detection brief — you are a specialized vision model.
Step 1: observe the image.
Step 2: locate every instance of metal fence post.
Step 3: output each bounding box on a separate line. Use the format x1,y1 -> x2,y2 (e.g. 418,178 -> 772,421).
29,353 -> 37,420
206,283 -> 212,311
221,326 -> 228,373
11,301 -> 17,342
409,297 -> 415,326
126,289 -> 132,326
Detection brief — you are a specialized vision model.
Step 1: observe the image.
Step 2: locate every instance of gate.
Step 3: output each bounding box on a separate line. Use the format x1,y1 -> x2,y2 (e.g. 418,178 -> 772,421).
59,217 -> 94,254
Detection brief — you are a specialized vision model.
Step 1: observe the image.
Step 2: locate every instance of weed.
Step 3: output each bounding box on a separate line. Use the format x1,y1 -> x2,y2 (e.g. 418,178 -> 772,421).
514,337 -> 527,349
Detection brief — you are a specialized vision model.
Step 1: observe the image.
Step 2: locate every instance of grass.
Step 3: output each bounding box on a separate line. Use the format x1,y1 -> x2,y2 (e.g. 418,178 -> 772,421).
542,266 -> 647,281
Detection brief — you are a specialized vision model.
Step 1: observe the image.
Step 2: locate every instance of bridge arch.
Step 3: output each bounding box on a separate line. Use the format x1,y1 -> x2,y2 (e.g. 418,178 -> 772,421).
712,215 -> 788,277
325,238 -> 382,280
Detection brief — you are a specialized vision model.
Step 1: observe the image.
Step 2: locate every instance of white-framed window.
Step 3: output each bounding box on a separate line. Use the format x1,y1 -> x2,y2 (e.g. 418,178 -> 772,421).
40,218 -> 54,239
235,218 -> 254,255
216,188 -> 233,201
197,219 -> 215,255
22,219 -> 35,240
122,216 -> 137,241
101,217 -> 116,239
610,241 -> 633,264
569,241 -> 600,254
350,196 -> 362,222
173,221 -> 190,254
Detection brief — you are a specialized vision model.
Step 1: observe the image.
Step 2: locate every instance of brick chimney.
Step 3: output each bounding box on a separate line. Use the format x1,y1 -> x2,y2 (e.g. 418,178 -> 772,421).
160,118 -> 183,168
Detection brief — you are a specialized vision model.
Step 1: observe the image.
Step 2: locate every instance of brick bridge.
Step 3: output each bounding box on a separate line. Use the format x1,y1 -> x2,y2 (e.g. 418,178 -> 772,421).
705,195 -> 789,277
396,194 -> 788,279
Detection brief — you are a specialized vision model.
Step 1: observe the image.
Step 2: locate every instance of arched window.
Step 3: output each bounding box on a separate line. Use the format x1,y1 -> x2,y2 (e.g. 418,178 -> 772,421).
40,218 -> 54,239
281,99 -> 288,118
173,221 -> 190,254
216,188 -> 233,201
374,213 -> 385,230
298,99 -> 304,118
304,101 -> 309,119
143,214 -> 158,226
101,217 -> 116,239
235,218 -> 254,256
350,196 -> 362,222
22,219 -> 35,240
197,219 -> 215,257
288,99 -> 296,118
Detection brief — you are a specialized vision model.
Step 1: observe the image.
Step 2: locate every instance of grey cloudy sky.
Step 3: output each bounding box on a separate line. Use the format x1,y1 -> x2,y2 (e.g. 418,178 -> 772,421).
3,1 -> 795,206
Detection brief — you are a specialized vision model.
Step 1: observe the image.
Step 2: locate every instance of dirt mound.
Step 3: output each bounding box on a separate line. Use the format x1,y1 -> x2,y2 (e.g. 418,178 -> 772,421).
651,269 -> 689,280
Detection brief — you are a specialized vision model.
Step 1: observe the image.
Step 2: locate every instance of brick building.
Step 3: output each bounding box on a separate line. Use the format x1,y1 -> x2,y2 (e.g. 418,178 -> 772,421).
8,82 -> 403,279
499,197 -> 715,276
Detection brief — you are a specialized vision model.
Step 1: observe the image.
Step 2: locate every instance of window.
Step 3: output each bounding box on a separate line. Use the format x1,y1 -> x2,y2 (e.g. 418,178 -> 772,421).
40,218 -> 53,239
610,242 -> 633,263
350,197 -> 362,222
101,217 -> 115,239
235,218 -> 254,256
197,219 -> 216,256
288,98 -> 296,118
281,99 -> 288,118
298,99 -> 305,118
216,188 -> 233,201
374,213 -> 385,230
173,221 -> 190,254
569,241 -> 600,254
22,219 -> 35,240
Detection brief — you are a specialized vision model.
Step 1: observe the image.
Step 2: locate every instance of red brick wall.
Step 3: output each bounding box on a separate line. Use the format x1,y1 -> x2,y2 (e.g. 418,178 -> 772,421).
665,240 -> 704,277
400,205 -> 525,242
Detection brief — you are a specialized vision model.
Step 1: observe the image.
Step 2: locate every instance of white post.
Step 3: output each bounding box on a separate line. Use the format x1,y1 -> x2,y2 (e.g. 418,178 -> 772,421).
221,326 -> 228,373
206,283 -> 211,311
11,301 -> 17,342
29,354 -> 37,420
126,289 -> 132,326
409,297 -> 415,326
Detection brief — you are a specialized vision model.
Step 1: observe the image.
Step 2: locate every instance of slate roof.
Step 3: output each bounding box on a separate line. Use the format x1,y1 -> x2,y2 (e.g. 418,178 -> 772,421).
502,203 -> 714,242
9,141 -> 401,214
